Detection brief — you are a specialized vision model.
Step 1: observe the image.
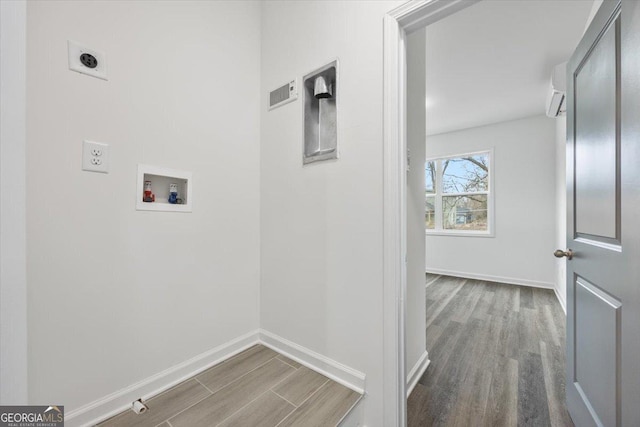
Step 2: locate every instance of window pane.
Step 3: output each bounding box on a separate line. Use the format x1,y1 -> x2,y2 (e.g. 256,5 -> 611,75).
442,195 -> 488,230
442,154 -> 489,194
425,195 -> 435,229
425,161 -> 436,194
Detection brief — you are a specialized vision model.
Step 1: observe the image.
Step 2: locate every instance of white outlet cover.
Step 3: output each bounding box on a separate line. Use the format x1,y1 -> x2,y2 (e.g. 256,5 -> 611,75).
82,140 -> 109,173
68,40 -> 108,80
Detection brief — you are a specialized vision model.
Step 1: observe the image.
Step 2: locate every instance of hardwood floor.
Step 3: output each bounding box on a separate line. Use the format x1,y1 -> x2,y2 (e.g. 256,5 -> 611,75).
99,345 -> 360,427
408,275 -> 574,427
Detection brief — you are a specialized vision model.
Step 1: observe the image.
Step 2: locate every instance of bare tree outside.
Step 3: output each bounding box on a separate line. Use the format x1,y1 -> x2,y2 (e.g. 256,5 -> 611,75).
425,153 -> 490,231
426,161 -> 436,229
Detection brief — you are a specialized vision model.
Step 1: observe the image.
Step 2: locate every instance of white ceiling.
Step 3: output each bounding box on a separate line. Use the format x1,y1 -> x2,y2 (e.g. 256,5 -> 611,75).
425,0 -> 594,136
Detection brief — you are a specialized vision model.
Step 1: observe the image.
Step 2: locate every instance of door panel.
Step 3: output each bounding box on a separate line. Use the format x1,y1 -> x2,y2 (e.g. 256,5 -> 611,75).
574,277 -> 620,427
566,1 -> 640,426
574,21 -> 618,241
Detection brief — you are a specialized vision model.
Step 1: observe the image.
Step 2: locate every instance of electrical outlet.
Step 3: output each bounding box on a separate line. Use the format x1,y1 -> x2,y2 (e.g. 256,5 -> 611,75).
82,140 -> 109,173
68,40 -> 108,80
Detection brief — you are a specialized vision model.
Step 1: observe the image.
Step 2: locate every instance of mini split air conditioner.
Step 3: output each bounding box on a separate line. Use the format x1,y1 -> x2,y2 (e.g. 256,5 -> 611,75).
546,62 -> 567,118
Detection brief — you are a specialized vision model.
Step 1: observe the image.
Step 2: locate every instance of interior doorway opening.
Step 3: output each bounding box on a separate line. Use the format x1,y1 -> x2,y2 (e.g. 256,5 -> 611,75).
388,1 -> 604,426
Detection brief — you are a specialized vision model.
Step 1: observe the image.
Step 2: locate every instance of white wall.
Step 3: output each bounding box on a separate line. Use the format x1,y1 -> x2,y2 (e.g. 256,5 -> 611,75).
585,0 -> 605,33
0,0 -> 28,405
555,117 -> 567,310
26,1 -> 261,410
260,2 -> 402,426
426,115 -> 557,288
406,28 -> 427,379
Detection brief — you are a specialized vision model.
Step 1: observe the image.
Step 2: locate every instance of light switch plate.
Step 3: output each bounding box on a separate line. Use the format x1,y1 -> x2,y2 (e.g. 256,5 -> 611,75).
68,40 -> 108,80
82,140 -> 109,173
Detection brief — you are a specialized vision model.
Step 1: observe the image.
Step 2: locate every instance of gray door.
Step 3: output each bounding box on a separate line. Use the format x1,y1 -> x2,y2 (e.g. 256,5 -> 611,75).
564,0 -> 640,425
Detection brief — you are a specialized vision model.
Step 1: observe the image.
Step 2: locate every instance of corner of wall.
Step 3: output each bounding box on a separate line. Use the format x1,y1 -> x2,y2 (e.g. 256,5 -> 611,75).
25,0 -> 263,411
65,331 -> 261,426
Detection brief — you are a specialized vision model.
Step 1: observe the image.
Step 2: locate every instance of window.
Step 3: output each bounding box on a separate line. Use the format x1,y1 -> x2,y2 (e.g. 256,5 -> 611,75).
425,151 -> 492,235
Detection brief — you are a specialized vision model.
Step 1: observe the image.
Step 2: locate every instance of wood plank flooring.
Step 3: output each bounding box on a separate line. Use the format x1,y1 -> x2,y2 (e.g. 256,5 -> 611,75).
408,275 -> 574,427
98,345 -> 360,427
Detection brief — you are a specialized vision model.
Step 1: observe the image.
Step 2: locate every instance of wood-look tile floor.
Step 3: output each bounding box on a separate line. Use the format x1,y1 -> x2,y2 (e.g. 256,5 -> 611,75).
408,275 -> 574,427
99,345 -> 360,427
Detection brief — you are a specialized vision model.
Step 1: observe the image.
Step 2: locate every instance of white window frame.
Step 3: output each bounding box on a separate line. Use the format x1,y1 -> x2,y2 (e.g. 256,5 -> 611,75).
425,149 -> 494,237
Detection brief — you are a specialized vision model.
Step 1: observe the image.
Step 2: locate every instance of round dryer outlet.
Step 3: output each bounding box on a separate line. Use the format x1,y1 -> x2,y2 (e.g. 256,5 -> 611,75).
80,53 -> 98,69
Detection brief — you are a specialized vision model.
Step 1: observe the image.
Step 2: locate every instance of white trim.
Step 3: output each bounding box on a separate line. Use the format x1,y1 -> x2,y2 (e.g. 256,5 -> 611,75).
554,286 -> 567,314
394,0 -> 481,34
425,268 -> 555,289
381,9 -> 408,427
425,148 -> 492,163
383,1 -> 480,425
65,329 -> 368,426
406,351 -> 430,397
383,10 -> 407,427
0,0 -> 28,405
425,230 -> 493,237
259,329 -> 366,395
65,330 -> 260,427
425,148 -> 494,236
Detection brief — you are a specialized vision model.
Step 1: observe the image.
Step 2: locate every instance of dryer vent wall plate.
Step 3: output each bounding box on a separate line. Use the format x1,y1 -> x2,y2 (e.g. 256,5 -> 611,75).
68,40 -> 108,80
303,60 -> 338,165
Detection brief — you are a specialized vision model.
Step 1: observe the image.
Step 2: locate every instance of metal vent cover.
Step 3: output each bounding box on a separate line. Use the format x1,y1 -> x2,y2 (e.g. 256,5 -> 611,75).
269,80 -> 297,110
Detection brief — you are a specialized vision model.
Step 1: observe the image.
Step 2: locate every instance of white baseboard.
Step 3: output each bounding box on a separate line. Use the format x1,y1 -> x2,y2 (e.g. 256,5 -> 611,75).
406,351 -> 430,396
554,287 -> 567,314
67,329 -> 367,426
425,268 -> 555,290
259,329 -> 366,394
65,330 -> 260,427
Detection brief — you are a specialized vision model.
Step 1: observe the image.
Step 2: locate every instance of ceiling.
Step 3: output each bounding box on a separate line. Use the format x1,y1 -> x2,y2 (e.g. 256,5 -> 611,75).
424,0 -> 594,136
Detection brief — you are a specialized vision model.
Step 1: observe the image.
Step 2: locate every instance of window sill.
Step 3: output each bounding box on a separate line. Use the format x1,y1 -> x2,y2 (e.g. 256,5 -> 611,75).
425,230 -> 494,238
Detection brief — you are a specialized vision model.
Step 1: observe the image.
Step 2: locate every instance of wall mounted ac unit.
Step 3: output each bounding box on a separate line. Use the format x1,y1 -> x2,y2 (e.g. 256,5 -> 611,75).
546,62 -> 567,118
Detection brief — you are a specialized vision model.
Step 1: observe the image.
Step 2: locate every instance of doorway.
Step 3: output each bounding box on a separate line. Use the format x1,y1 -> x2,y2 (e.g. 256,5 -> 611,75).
408,2 -> 589,424
381,0 -> 636,425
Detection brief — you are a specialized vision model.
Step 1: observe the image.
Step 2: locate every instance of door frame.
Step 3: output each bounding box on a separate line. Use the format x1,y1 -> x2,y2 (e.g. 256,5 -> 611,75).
382,1 -> 479,425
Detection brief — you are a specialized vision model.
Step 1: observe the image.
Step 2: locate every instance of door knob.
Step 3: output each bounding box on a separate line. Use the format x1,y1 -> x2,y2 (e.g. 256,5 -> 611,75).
554,249 -> 573,260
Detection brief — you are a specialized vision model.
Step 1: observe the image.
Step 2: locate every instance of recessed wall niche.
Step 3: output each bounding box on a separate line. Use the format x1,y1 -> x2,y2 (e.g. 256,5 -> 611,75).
136,164 -> 192,212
